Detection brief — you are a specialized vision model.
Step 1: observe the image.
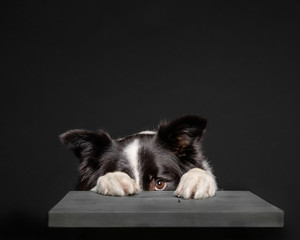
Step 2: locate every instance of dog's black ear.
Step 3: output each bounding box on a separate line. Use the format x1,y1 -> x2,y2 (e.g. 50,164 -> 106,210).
59,129 -> 112,162
157,115 -> 207,158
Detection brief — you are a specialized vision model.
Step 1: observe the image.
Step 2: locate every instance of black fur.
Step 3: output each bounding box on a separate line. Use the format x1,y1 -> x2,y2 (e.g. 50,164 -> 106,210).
60,115 -> 209,191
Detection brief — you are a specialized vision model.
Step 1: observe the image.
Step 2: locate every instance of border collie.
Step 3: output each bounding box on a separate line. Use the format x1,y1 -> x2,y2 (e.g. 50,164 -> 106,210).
59,115 -> 217,199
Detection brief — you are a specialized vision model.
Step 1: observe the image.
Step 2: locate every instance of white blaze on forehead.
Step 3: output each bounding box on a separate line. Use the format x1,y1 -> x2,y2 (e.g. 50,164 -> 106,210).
138,131 -> 156,135
116,131 -> 156,141
124,139 -> 140,188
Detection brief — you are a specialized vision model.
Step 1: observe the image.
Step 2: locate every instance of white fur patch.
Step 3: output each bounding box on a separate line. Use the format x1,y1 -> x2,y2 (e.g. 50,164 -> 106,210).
124,139 -> 141,188
201,160 -> 213,175
174,168 -> 217,199
117,131 -> 156,141
138,131 -> 156,135
91,171 -> 139,196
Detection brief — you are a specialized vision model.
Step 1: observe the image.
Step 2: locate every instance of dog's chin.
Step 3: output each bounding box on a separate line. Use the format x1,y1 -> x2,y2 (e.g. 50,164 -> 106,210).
174,168 -> 217,199
91,171 -> 140,196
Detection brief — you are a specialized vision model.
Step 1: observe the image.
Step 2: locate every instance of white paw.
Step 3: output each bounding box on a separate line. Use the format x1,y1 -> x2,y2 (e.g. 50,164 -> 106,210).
174,168 -> 217,199
91,171 -> 140,196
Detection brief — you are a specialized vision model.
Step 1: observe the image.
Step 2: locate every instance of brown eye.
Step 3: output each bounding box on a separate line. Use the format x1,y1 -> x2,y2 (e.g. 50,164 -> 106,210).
155,180 -> 166,190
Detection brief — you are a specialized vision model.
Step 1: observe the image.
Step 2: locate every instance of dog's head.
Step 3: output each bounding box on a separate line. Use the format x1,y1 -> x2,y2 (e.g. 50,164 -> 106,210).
60,115 -> 207,191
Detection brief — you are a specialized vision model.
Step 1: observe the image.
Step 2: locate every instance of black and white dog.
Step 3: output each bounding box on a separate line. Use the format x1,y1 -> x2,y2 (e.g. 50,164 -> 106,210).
59,115 -> 217,199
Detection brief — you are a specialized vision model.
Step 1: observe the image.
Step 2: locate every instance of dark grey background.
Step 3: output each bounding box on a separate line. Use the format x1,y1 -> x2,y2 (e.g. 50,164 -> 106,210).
0,1 -> 299,239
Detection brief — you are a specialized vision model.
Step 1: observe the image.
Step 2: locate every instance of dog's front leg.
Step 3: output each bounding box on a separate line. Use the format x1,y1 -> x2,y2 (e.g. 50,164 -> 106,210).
174,168 -> 217,199
91,171 -> 140,196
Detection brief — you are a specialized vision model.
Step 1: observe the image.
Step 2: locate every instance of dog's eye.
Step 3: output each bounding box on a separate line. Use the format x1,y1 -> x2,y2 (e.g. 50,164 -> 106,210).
155,179 -> 166,190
